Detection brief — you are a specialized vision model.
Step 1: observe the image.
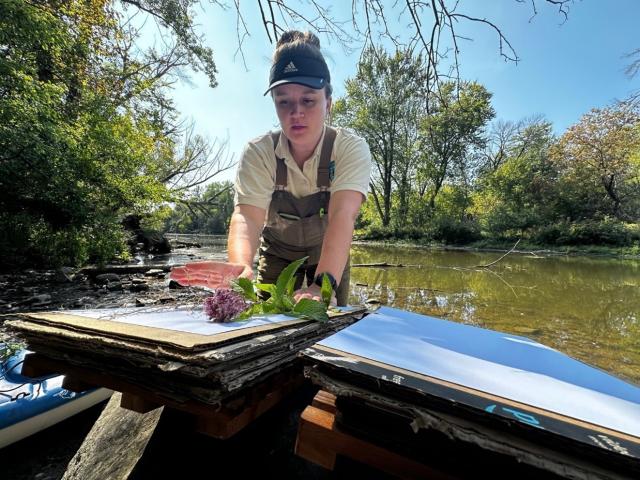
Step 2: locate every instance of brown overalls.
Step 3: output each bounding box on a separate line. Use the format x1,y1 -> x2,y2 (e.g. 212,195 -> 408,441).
257,127 -> 350,306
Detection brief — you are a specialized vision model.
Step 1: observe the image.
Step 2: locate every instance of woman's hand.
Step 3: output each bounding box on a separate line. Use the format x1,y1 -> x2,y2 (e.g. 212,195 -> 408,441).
294,284 -> 336,306
169,261 -> 246,289
238,263 -> 254,280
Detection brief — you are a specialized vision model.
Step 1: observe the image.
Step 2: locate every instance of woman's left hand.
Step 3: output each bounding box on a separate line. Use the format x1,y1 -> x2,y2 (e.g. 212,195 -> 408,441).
294,284 -> 336,306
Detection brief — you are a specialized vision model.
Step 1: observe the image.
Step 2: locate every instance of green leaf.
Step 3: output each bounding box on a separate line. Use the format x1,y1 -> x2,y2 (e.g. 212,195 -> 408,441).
281,294 -> 295,311
292,298 -> 329,322
261,302 -> 278,313
255,283 -> 277,296
230,277 -> 257,301
286,274 -> 297,296
320,273 -> 333,307
275,256 -> 307,301
236,302 -> 265,320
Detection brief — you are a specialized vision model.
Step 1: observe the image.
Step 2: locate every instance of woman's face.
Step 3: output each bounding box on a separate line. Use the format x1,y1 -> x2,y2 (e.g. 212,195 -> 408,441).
272,83 -> 331,152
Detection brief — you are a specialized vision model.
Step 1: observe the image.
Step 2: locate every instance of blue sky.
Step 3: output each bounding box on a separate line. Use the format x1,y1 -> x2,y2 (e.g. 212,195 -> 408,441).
167,1 -> 640,183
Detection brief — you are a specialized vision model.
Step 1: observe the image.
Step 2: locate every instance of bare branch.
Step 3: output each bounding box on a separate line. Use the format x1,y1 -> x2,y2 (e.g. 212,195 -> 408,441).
161,125 -> 236,195
257,0 -> 274,43
232,0 -> 250,69
624,48 -> 640,79
450,13 -> 519,63
544,0 -> 572,23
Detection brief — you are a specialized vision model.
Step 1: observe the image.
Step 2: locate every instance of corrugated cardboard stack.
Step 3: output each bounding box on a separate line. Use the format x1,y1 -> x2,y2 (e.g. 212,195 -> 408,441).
6,305 -> 366,406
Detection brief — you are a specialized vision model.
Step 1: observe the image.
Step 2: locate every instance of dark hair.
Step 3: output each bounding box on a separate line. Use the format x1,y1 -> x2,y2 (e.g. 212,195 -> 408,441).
273,31 -> 332,97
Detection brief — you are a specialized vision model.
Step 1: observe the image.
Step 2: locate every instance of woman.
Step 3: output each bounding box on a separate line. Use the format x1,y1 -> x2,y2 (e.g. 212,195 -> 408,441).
227,31 -> 371,306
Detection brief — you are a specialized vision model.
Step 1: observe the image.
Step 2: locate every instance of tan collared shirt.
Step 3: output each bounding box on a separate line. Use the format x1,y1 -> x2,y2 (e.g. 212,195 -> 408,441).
234,126 -> 371,211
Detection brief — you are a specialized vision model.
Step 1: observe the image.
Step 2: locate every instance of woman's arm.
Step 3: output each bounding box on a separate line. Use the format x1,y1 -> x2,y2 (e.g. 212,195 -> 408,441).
227,204 -> 266,279
294,190 -> 363,302
316,190 -> 363,281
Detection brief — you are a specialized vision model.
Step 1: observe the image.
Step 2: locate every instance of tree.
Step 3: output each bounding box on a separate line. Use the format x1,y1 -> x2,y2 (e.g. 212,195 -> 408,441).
165,181 -> 235,234
0,0 -> 226,267
417,82 -> 495,214
0,0 -> 580,266
479,119 -> 523,175
472,118 -> 558,237
552,102 -> 640,220
333,47 -> 428,227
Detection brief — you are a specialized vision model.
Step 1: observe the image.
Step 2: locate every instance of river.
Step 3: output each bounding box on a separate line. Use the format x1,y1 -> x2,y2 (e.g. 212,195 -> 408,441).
167,234 -> 640,385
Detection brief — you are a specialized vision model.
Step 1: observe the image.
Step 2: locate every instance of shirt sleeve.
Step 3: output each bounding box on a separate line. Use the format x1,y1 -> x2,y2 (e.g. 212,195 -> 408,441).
330,130 -> 372,198
233,138 -> 275,210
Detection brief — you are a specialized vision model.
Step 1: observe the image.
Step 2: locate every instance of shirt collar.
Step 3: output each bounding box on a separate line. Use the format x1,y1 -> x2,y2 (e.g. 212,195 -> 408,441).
276,126 -> 326,167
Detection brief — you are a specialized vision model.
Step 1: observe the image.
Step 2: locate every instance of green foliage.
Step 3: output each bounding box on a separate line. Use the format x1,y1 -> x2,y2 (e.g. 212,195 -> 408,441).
164,182 -> 235,234
359,225 -> 398,241
274,257 -> 306,309
292,298 -> 329,320
532,219 -> 639,246
231,277 -> 258,302
320,274 -> 333,307
360,218 -> 480,245
552,102 -> 640,221
417,81 -> 495,213
471,119 -> 559,239
0,0 -> 222,268
333,47 -> 428,227
342,47 -> 640,249
234,257 -> 329,322
0,342 -> 26,363
431,217 -> 482,245
335,49 -> 494,232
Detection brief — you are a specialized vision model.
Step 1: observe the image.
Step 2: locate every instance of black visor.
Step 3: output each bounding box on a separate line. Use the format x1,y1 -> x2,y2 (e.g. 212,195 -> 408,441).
264,55 -> 330,95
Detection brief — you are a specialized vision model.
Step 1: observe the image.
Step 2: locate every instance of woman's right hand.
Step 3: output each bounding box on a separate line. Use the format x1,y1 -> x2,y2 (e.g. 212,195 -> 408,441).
239,263 -> 254,280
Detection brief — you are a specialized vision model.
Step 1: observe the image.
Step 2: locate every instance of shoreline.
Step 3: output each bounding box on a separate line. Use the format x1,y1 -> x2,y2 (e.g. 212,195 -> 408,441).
351,239 -> 640,260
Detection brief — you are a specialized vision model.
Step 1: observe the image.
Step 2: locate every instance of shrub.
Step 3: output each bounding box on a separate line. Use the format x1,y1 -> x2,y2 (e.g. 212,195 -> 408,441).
432,217 -> 482,244
532,218 -> 636,246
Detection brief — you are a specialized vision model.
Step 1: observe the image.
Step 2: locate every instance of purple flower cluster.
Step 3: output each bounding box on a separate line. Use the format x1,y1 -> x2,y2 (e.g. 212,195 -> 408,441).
203,289 -> 248,323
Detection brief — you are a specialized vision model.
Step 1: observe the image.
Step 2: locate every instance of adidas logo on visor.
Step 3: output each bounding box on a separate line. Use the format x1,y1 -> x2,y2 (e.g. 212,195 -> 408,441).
283,61 -> 298,74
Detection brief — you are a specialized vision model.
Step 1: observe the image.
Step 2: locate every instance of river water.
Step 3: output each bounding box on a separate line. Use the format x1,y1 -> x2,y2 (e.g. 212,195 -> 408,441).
168,235 -> 640,385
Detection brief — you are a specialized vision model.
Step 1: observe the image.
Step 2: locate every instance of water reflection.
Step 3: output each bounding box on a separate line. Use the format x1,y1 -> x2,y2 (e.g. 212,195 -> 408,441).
348,245 -> 640,385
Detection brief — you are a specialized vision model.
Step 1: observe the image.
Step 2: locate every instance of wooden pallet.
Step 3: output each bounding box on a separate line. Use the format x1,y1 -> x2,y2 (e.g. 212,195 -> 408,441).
295,390 -> 457,479
21,352 -> 303,439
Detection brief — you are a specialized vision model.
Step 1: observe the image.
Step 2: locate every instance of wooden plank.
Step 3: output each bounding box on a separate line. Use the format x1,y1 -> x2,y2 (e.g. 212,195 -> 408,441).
19,353 -> 305,439
120,393 -> 163,414
62,392 -> 164,480
295,394 -> 457,480
311,390 -> 337,414
21,353 -> 61,378
295,404 -> 338,470
195,374 -> 305,439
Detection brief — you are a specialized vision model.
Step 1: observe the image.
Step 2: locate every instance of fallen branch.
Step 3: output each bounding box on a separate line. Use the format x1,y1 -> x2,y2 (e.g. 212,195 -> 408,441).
351,262 -> 419,268
475,239 -> 521,268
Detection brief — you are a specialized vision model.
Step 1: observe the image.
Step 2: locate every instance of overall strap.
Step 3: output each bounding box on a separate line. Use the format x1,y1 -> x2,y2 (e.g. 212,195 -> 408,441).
271,131 -> 287,190
317,127 -> 337,190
